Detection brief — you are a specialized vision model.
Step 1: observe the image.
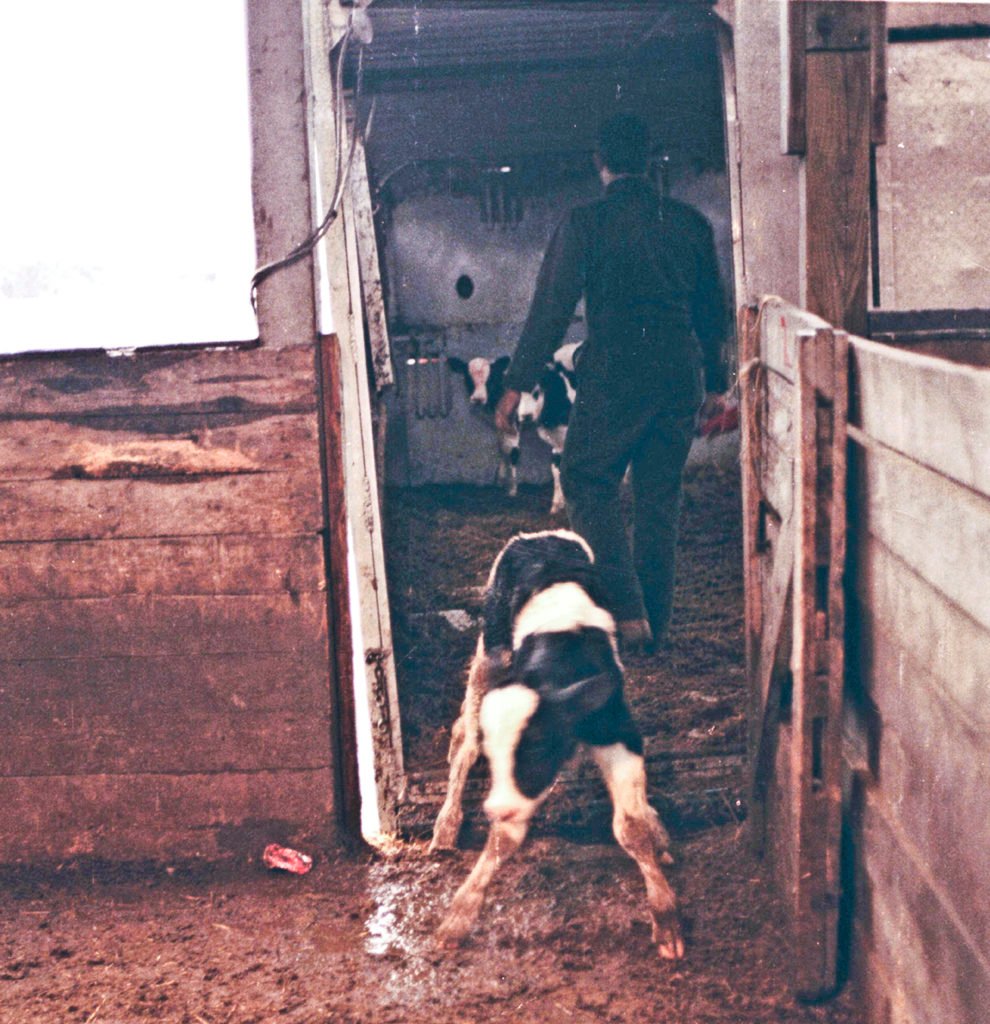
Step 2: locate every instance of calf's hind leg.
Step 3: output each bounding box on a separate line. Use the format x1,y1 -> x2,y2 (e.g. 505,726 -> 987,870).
430,638 -> 488,852
592,743 -> 684,960
436,817 -> 530,946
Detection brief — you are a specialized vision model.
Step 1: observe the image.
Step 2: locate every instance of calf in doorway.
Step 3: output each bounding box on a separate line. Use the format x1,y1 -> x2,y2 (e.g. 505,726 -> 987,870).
429,528 -> 683,960
447,354 -> 521,497
516,342 -> 581,515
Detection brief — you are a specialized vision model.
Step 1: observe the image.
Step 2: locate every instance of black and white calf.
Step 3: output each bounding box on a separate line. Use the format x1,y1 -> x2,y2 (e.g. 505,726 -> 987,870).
449,342 -> 581,513
516,342 -> 581,515
429,529 -> 683,960
447,354 -> 521,497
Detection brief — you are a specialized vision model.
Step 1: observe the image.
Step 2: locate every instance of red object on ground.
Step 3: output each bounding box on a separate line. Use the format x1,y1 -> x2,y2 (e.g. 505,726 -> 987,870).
262,843 -> 313,874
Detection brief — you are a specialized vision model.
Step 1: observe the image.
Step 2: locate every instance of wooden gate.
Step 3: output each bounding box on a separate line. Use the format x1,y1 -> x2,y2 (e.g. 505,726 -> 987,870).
740,296 -> 848,1000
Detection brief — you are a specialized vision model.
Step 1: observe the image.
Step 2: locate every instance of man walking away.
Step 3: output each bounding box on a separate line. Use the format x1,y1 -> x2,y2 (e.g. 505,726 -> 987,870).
495,114 -> 727,652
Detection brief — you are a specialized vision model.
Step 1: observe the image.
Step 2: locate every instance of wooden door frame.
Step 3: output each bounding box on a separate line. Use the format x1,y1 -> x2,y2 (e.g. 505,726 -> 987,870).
306,0 -> 406,839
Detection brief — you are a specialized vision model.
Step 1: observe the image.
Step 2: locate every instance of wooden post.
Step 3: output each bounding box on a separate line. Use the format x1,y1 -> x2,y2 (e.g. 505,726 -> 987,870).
780,0 -> 807,155
801,2 -> 874,338
742,299 -> 848,999
245,0 -> 318,347
790,324 -> 848,1000
305,0 -> 405,835
349,133 -> 394,394
740,303 -> 769,851
318,334 -> 361,836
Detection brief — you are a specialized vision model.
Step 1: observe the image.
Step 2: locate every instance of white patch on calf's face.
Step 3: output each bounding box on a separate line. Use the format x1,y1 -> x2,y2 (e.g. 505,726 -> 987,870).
512,582 -> 616,649
480,684 -> 540,822
553,341 -> 581,373
467,357 -> 491,404
517,386 -> 544,424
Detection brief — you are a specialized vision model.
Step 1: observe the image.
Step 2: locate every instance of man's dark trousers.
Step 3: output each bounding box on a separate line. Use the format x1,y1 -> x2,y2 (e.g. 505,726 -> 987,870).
560,354 -> 700,642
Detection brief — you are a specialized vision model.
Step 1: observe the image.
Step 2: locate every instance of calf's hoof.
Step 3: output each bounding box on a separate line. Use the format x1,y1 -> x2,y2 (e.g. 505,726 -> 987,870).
652,914 -> 685,960
428,829 -> 459,854
435,913 -> 472,948
428,812 -> 462,853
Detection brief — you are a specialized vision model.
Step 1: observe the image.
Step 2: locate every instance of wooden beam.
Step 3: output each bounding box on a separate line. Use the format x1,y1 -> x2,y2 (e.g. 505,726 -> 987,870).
850,334 -> 990,498
795,1 -> 874,337
0,769 -> 333,865
0,474 -> 323,544
739,303 -> 763,687
804,46 -> 871,336
789,325 -> 848,1001
781,0 -> 807,155
350,133 -> 395,393
245,0 -> 318,346
0,345 -> 317,417
749,523 -> 795,808
804,2 -> 872,52
318,334 -> 362,837
307,0 -> 404,834
716,25 -> 748,322
870,3 -> 887,146
0,592 -> 327,662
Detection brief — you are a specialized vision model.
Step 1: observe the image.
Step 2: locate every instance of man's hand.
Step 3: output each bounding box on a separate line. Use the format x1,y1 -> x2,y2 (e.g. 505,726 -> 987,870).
699,392 -> 725,421
495,389 -> 521,434
697,391 -> 739,438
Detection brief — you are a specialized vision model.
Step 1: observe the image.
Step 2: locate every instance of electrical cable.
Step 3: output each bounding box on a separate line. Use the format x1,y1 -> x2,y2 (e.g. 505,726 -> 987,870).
249,14 -> 373,312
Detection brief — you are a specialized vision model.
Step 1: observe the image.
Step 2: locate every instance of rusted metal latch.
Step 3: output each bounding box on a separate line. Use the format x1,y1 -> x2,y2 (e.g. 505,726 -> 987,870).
365,647 -> 393,737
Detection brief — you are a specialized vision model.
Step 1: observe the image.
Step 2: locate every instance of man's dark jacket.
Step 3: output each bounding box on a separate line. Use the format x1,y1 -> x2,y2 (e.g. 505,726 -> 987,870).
504,176 -> 727,404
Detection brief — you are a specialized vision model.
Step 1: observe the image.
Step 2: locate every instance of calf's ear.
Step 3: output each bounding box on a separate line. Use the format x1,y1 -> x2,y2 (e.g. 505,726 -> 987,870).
545,671 -> 616,721
446,356 -> 467,373
492,355 -> 511,374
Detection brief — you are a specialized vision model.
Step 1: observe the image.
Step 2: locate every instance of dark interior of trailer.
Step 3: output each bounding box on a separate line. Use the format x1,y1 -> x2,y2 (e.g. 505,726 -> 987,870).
349,2 -> 744,795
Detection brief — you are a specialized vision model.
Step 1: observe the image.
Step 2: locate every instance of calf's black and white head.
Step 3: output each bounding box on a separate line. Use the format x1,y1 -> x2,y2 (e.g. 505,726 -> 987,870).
447,354 -> 510,411
516,362 -> 574,430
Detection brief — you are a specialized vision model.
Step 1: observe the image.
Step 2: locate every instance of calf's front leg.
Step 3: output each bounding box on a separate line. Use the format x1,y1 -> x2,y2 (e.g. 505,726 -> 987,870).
496,429 -> 520,497
592,743 -> 684,960
549,450 -> 565,515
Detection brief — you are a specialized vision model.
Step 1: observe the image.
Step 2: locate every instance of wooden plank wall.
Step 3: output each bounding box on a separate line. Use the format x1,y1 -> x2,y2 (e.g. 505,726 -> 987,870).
846,337 -> 990,1024
0,0 -> 347,866
0,346 -> 336,863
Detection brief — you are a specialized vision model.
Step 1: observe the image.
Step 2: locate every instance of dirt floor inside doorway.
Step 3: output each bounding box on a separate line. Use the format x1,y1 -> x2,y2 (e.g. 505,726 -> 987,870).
385,461 -> 748,775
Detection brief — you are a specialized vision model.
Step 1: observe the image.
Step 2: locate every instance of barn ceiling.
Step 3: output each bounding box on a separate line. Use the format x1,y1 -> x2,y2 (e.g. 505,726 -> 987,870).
350,1 -> 726,200
351,1 -> 719,83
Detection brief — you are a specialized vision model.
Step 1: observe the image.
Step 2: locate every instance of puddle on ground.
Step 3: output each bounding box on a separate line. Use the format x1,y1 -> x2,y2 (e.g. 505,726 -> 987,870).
364,864 -> 421,958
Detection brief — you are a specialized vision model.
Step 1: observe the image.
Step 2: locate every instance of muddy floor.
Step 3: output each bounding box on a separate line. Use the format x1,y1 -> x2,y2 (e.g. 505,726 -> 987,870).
0,826 -> 862,1024
385,462 -> 747,772
0,458 -> 862,1022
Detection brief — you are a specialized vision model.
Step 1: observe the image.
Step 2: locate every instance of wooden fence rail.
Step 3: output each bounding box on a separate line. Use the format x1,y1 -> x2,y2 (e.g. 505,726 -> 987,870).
741,297 -> 847,1000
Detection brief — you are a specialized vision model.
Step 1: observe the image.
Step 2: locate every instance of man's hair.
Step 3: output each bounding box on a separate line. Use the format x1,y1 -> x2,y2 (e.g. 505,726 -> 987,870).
596,114 -> 650,175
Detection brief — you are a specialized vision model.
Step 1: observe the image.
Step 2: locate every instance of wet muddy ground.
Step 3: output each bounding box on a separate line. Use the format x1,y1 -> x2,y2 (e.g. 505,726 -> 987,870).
0,826 -> 862,1024
0,457 -> 863,1021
